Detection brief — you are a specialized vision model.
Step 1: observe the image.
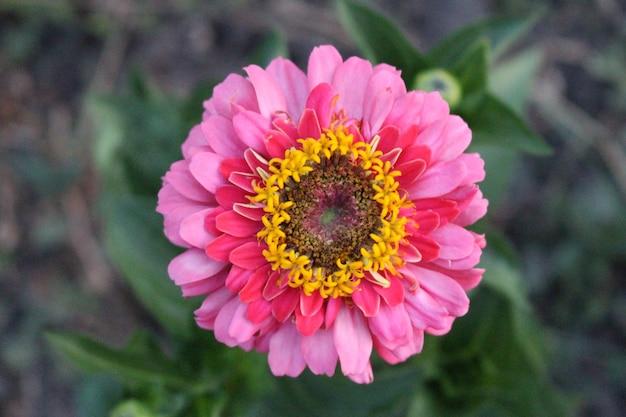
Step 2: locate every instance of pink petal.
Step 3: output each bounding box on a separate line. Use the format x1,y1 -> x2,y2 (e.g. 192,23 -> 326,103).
215,209 -> 261,237
229,241 -> 266,269
373,276 -> 404,306
179,208 -> 215,248
239,264 -> 272,303
374,330 -> 424,365
214,297 -> 243,347
403,285 -> 450,331
362,70 -> 405,136
268,322 -> 306,377
215,185 -> 248,209
195,287 -> 234,329
244,64 -> 287,118
300,292 -> 324,317
368,303 -> 412,350
165,160 -> 214,202
266,57 -> 308,118
301,328 -> 338,376
228,300 -> 271,344
168,248 -> 227,287
205,234 -> 254,263
182,124 -> 211,158
307,45 -> 343,90
189,152 -> 226,194
271,287 -> 300,322
406,160 -> 467,199
352,282 -> 381,317
429,223 -> 476,260
201,116 -> 247,158
408,265 -> 469,317
246,298 -> 272,323
225,265 -> 252,293
304,83 -> 336,129
295,307 -> 324,336
333,56 -> 373,119
333,306 -> 372,377
298,108 -> 322,139
209,73 -> 258,118
232,110 -> 272,154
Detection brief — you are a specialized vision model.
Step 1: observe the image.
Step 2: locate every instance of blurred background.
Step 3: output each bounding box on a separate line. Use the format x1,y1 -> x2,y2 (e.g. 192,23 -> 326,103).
0,0 -> 624,416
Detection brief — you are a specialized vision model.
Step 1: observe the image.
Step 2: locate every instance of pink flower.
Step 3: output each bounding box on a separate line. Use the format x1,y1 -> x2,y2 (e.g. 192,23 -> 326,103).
157,45 -> 487,383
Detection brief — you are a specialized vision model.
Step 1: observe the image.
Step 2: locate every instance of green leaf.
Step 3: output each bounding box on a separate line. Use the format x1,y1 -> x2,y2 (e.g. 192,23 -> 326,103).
490,47 -> 543,114
337,0 -> 430,83
257,364 -> 422,417
450,39 -> 489,98
252,29 -> 288,67
110,400 -> 156,417
463,93 -> 552,155
101,195 -> 198,339
91,88 -> 186,196
428,15 -> 539,67
46,331 -> 199,389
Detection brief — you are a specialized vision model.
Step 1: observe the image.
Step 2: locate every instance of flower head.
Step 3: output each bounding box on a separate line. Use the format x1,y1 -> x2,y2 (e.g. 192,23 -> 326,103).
157,45 -> 487,383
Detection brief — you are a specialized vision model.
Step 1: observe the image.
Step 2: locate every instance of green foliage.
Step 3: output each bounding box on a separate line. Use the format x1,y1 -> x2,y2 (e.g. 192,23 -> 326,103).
47,4 -> 571,417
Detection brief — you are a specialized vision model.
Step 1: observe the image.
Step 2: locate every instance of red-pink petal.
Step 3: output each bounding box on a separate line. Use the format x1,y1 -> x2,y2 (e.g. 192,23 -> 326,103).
352,283 -> 381,317
229,241 -> 266,269
215,210 -> 261,237
205,234 -> 253,263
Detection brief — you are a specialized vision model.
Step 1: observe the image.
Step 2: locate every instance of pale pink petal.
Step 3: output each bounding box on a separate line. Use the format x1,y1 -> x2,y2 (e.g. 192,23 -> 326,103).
332,57 -> 372,119
168,249 -> 227,288
179,208 -> 215,248
208,73 -> 258,118
182,124 -> 211,158
307,45 -> 343,90
266,57 -> 308,118
406,160 -> 467,199
244,64 -> 288,118
268,322 -> 306,377
301,328 -> 338,376
232,110 -> 272,154
201,116 -> 247,158
189,152 -> 226,194
429,223 -> 476,260
334,306 -> 372,377
408,265 -> 470,317
368,303 -> 412,350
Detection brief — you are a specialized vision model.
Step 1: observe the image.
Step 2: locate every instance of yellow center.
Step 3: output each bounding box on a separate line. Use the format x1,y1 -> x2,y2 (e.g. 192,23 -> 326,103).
250,126 -> 409,298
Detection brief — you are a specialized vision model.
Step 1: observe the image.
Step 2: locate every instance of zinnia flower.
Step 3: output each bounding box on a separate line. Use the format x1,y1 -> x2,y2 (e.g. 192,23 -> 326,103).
157,45 -> 487,383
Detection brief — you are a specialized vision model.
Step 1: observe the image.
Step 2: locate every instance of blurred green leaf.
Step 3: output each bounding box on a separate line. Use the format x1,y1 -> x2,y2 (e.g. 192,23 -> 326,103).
462,93 -> 552,155
252,29 -> 288,67
416,285 -> 569,417
75,375 -> 125,417
46,330 -> 200,389
91,84 -> 186,196
110,400 -> 156,417
450,39 -> 489,98
257,364 -> 422,417
101,195 -> 197,339
428,15 -> 539,67
337,0 -> 430,83
490,47 -> 543,113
